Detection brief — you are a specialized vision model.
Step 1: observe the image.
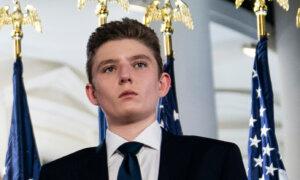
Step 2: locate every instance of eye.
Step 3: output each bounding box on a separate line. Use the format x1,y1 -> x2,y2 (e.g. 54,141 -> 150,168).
133,61 -> 147,69
102,66 -> 116,73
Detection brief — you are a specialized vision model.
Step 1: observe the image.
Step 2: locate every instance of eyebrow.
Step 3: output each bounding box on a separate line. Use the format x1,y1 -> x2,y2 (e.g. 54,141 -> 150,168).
129,54 -> 152,62
95,54 -> 152,71
96,59 -> 117,72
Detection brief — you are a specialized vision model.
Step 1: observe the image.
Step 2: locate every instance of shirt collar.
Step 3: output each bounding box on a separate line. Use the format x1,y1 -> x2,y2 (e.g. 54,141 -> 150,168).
105,121 -> 162,159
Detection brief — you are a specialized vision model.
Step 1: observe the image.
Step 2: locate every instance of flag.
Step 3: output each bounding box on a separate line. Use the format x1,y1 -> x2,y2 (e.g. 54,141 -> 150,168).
98,107 -> 107,144
248,37 -> 288,180
157,56 -> 183,135
3,58 -> 41,180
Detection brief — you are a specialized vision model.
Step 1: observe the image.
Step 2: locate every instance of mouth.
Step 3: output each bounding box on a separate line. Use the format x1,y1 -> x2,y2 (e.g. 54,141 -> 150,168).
119,90 -> 138,98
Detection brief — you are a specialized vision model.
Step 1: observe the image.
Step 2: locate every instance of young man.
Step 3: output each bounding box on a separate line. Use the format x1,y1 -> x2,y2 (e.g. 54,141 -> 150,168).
40,18 -> 247,180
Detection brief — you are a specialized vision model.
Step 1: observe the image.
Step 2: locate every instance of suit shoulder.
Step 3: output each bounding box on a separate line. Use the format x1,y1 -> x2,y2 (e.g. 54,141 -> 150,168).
168,133 -> 240,152
40,145 -> 107,179
163,132 -> 247,179
185,136 -> 246,179
42,146 -> 98,169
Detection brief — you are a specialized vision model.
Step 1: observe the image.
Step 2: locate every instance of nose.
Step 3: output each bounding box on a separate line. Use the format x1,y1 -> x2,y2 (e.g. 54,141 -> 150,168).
118,63 -> 132,85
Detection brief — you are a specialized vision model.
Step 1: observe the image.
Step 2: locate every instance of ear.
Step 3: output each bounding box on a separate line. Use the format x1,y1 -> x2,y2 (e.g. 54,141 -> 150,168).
85,83 -> 99,106
158,72 -> 171,97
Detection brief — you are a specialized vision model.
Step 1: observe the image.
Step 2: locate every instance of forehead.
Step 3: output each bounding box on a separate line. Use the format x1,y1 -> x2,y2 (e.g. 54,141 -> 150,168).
94,39 -> 155,62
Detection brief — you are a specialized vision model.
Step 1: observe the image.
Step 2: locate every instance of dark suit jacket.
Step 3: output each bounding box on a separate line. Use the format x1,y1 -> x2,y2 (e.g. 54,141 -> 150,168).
40,130 -> 247,180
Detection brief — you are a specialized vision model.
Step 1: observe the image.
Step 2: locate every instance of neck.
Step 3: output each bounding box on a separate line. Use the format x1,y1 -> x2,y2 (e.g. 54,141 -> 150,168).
107,114 -> 156,141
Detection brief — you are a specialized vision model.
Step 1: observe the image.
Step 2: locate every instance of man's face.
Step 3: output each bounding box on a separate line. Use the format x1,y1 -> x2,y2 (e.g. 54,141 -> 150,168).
86,39 -> 170,125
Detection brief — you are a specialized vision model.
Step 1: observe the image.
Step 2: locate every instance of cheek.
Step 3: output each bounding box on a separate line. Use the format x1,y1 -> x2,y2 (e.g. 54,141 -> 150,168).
93,82 -> 110,102
93,75 -> 115,93
143,80 -> 160,100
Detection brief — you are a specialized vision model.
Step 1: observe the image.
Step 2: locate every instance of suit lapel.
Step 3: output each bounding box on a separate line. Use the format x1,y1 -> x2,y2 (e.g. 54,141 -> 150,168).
158,130 -> 191,180
86,142 -> 109,180
85,131 -> 191,180
158,130 -> 170,180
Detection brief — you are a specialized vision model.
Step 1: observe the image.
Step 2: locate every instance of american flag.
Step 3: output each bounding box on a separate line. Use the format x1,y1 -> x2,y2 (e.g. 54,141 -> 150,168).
248,37 -> 288,180
98,107 -> 107,144
3,58 -> 41,180
157,56 -> 183,135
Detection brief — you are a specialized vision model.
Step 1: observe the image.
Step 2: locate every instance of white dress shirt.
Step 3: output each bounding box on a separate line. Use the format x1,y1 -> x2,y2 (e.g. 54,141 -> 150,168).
106,121 -> 162,180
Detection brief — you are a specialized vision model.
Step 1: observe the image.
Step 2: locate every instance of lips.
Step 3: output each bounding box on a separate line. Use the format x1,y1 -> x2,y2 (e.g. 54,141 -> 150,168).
119,90 -> 138,98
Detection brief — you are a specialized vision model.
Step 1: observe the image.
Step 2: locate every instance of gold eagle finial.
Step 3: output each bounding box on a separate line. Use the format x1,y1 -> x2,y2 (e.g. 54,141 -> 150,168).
144,0 -> 193,57
0,0 -> 42,32
77,0 -> 129,26
0,0 -> 42,58
78,0 -> 129,11
235,0 -> 289,11
144,0 -> 193,30
235,0 -> 289,39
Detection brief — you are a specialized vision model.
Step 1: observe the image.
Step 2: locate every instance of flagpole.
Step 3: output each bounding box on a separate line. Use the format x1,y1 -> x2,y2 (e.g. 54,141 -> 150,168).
11,1 -> 24,59
162,5 -> 174,57
96,1 -> 109,26
297,8 -> 300,28
161,0 -> 174,58
235,0 -> 289,40
77,0 -> 129,27
254,0 -> 267,40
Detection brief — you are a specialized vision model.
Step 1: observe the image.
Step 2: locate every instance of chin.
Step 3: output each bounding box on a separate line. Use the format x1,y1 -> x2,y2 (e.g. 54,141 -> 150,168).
120,109 -> 142,119
118,109 -> 153,122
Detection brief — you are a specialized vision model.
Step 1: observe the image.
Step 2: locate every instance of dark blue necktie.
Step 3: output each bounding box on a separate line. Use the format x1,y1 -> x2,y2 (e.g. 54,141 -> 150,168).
117,142 -> 143,180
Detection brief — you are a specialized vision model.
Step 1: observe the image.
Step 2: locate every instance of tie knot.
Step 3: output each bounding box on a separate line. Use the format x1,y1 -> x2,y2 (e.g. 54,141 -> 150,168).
118,142 -> 143,155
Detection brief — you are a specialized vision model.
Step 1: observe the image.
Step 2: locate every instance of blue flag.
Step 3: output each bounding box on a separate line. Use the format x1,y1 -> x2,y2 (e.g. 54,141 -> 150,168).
98,107 -> 107,144
3,58 -> 41,180
157,56 -> 183,135
248,38 -> 288,180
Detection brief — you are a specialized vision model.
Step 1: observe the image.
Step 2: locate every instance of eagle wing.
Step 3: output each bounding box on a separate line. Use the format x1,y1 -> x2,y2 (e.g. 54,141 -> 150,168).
110,0 -> 129,11
78,0 -> 88,10
23,5 -> 42,32
235,0 -> 245,9
143,0 -> 162,26
276,0 -> 289,11
173,0 -> 193,30
0,6 -> 12,28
